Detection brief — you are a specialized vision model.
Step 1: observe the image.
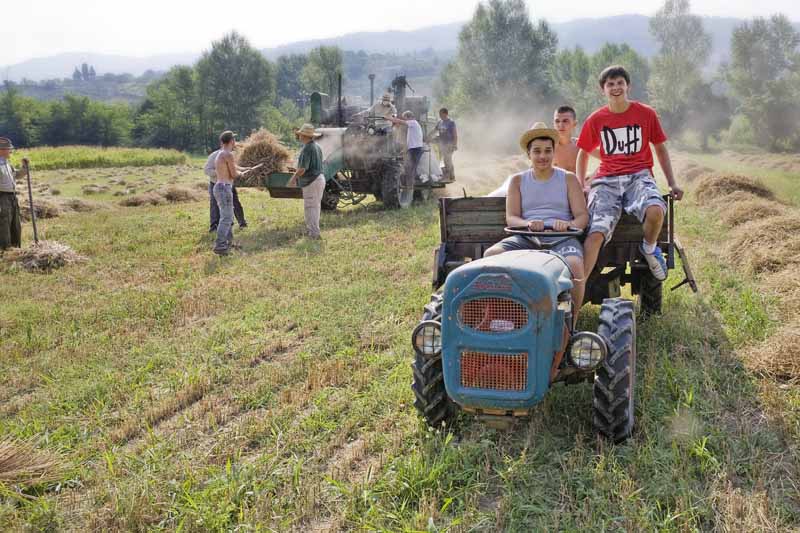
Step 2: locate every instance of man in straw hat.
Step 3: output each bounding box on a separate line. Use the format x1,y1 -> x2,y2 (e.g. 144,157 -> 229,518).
0,137 -> 27,251
484,122 -> 589,322
288,123 -> 326,239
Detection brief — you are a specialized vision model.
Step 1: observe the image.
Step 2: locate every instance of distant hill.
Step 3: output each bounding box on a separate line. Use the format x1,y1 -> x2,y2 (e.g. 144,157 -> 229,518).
3,16 -> 798,82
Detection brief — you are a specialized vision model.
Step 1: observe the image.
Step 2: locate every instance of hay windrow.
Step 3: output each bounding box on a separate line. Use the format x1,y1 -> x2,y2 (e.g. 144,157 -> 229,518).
162,185 -> 202,203
119,192 -> 165,207
745,321 -> 800,383
0,438 -> 60,486
718,198 -> 787,227
694,174 -> 774,204
724,215 -> 800,274
119,186 -> 202,207
3,241 -> 86,272
19,197 -> 64,221
234,128 -> 292,187
683,165 -> 713,182
763,269 -> 800,321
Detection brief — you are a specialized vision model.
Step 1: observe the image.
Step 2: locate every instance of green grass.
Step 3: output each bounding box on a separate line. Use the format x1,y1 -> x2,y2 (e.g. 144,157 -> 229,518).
0,151 -> 798,531
10,145 -> 188,170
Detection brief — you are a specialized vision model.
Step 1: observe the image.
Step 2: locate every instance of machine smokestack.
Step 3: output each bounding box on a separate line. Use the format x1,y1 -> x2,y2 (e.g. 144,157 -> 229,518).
337,73 -> 343,127
369,74 -> 375,106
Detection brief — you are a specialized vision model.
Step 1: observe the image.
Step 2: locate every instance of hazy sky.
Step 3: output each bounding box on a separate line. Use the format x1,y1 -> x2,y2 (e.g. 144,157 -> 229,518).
6,0 -> 799,65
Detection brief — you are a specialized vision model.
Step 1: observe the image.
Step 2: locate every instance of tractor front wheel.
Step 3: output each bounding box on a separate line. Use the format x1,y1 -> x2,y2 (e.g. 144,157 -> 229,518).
380,161 -> 403,209
592,298 -> 636,443
411,293 -> 457,428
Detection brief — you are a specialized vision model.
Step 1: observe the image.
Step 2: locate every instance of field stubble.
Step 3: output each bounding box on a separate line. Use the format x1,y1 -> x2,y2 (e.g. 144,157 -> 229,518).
0,150 -> 798,530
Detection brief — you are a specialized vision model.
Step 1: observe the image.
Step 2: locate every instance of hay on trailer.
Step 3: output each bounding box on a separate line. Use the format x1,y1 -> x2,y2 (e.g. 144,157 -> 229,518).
724,215 -> 800,274
119,192 -> 166,207
161,185 -> 202,203
718,198 -> 786,227
0,438 -> 60,486
19,197 -> 64,221
694,174 -> 774,204
235,128 -> 292,187
3,241 -> 86,272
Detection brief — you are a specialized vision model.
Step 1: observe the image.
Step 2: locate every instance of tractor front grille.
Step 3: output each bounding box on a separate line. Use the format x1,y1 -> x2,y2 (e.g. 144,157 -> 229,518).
458,297 -> 528,333
461,351 -> 528,391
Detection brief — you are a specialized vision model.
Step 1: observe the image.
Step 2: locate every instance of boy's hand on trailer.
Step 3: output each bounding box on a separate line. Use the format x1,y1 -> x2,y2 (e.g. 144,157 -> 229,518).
670,185 -> 684,201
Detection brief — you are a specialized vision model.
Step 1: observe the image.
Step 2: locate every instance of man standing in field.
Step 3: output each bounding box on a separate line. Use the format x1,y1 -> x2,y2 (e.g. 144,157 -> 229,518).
434,108 -> 458,181
0,137 -> 27,251
288,124 -> 325,239
212,131 -> 242,255
576,65 -> 683,284
385,111 -> 425,201
204,145 -> 248,233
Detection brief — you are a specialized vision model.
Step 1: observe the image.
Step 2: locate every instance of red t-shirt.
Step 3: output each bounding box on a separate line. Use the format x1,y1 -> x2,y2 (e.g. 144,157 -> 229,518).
577,101 -> 667,178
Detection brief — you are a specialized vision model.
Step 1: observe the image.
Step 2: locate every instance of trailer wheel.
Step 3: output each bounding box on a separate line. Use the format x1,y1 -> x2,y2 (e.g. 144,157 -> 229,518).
380,161 -> 403,209
411,293 -> 457,427
592,298 -> 636,443
320,189 -> 339,211
638,271 -> 662,317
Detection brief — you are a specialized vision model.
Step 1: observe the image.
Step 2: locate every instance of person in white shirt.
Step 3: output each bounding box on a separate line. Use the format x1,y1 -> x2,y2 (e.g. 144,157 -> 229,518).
385,111 -> 424,194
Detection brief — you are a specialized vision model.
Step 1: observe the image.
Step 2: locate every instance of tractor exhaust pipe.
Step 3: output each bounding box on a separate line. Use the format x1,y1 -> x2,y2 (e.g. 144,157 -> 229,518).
337,73 -> 343,127
369,74 -> 375,106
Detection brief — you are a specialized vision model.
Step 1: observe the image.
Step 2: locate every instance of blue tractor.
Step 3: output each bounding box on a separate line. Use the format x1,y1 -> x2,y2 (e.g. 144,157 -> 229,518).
411,195 -> 696,441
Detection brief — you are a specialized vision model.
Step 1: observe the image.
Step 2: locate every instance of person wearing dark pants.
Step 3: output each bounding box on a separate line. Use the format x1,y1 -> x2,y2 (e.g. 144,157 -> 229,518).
385,110 -> 425,195
204,148 -> 248,232
0,137 -> 25,251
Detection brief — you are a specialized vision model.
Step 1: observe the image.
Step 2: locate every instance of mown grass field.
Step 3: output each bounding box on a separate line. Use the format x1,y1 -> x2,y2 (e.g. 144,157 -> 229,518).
0,149 -> 798,531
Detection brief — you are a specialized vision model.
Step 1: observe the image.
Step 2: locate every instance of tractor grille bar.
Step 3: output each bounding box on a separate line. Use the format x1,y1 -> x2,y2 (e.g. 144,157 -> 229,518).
458,297 -> 528,333
461,351 -> 528,391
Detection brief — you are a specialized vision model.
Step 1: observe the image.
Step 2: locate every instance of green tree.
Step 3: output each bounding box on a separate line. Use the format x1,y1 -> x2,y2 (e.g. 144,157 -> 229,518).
0,82 -> 45,146
647,0 -> 712,133
725,14 -> 800,150
135,66 -> 201,151
300,46 -> 343,96
441,0 -> 558,111
196,31 -> 275,137
276,54 -> 308,104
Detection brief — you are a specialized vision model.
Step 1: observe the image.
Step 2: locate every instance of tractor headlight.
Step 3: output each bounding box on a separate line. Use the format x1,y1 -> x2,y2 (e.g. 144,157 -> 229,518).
412,320 -> 442,357
568,332 -> 607,370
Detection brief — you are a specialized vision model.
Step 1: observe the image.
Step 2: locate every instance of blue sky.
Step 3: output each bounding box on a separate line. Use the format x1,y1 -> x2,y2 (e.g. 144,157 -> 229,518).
7,0 -> 799,64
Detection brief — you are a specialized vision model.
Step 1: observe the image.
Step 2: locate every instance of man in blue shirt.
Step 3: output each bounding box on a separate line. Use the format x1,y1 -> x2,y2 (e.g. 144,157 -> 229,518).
435,108 -> 458,181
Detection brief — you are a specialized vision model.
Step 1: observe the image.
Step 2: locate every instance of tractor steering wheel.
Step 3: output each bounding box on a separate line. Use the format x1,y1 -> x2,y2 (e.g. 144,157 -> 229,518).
503,225 -> 584,250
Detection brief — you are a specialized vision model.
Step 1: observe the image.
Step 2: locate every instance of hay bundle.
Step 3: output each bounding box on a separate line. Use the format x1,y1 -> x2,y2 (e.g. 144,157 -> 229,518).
718,198 -> 786,227
0,438 -> 60,486
61,198 -> 103,212
162,185 -> 202,203
19,197 -> 64,221
119,192 -> 165,207
746,322 -> 800,382
724,214 -> 800,274
763,269 -> 800,322
694,174 -> 774,204
82,184 -> 109,195
3,241 -> 86,272
235,128 -> 292,186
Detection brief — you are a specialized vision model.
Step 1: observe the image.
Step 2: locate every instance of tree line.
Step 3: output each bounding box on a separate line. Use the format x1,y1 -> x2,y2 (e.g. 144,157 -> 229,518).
438,0 -> 800,152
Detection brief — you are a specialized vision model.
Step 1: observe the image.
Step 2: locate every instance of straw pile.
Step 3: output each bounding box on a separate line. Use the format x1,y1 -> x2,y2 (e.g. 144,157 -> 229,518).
0,438 -> 60,486
3,241 -> 86,272
747,322 -> 800,383
724,215 -> 800,274
119,192 -> 165,207
19,197 -> 64,221
162,185 -> 202,203
118,186 -> 202,207
235,128 -> 292,186
694,174 -> 774,204
718,198 -> 786,227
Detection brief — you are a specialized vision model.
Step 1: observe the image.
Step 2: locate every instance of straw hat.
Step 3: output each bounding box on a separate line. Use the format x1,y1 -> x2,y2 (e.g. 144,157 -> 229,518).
295,123 -> 322,138
519,122 -> 559,153
381,93 -> 392,102
402,110 -> 415,119
0,137 -> 14,149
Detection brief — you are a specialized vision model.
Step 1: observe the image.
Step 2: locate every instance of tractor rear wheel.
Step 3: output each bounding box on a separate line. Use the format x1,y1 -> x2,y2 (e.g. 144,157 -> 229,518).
380,161 -> 403,209
411,293 -> 457,428
320,187 -> 339,211
638,271 -> 663,317
592,298 -> 636,443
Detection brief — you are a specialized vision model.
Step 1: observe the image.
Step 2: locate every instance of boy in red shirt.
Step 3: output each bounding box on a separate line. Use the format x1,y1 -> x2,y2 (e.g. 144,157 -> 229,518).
576,65 -> 683,283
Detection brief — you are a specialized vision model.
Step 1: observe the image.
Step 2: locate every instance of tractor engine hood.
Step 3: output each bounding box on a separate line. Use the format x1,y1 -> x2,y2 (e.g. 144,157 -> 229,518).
440,250 -> 573,411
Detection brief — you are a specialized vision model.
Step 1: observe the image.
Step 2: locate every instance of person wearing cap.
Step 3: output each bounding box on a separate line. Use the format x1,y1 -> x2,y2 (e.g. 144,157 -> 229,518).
484,122 -> 589,320
204,140 -> 249,233
288,124 -> 325,239
434,108 -> 458,181
385,111 -> 425,198
0,137 -> 27,251
367,93 -> 396,118
211,130 -> 244,255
